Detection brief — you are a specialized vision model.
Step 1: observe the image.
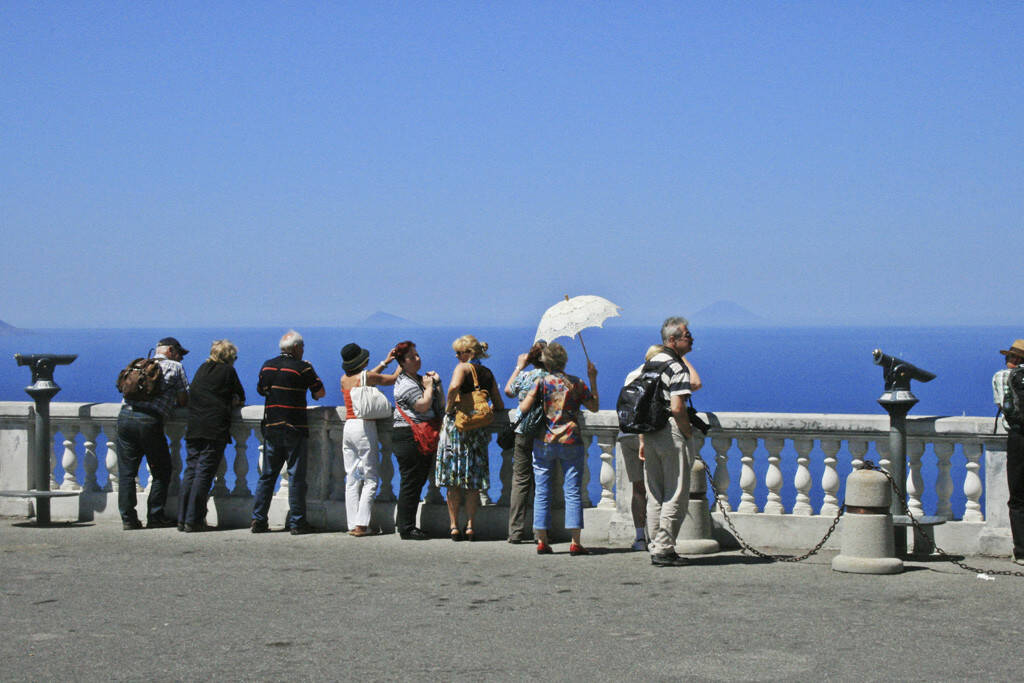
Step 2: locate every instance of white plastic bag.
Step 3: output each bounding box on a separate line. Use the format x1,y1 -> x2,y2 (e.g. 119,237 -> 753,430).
351,371 -> 392,420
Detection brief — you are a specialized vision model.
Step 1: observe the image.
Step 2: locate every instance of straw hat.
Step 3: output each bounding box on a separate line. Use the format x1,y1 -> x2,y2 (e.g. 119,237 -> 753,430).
1000,339 -> 1024,358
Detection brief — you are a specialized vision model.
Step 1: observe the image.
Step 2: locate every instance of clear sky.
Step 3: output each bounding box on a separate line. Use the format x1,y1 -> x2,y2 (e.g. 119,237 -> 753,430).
2,2 -> 1021,328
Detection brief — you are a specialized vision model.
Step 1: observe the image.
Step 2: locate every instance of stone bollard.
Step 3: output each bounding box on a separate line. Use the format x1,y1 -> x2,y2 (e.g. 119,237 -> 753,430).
675,460 -> 720,555
831,468 -> 903,575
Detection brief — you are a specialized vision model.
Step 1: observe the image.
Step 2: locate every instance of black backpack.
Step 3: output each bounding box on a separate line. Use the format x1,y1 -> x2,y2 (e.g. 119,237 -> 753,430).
1002,367 -> 1024,429
617,359 -> 671,434
117,357 -> 163,402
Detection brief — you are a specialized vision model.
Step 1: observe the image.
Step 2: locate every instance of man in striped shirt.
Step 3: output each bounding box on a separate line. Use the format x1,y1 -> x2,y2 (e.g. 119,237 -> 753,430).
640,316 -> 696,567
251,330 -> 325,535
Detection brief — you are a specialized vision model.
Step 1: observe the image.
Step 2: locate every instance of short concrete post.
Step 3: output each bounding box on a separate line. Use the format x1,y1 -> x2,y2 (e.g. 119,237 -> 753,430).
831,468 -> 903,575
675,459 -> 720,554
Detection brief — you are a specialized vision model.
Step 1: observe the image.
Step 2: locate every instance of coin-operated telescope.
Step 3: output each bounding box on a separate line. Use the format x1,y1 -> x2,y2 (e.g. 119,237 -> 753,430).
872,349 -> 936,407
871,349 -> 936,555
7,354 -> 79,524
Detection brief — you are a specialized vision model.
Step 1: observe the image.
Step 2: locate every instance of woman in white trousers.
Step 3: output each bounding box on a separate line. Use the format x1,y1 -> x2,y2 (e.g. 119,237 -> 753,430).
340,343 -> 400,536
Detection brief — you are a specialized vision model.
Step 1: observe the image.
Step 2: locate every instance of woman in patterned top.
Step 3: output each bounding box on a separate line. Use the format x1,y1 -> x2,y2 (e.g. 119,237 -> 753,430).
517,341 -> 599,556
391,340 -> 443,540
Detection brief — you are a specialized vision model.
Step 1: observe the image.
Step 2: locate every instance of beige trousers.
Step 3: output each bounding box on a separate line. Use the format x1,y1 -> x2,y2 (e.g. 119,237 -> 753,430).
643,422 -> 693,556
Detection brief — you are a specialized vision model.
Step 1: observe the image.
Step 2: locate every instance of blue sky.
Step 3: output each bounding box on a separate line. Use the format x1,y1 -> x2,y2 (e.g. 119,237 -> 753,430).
2,2 -> 1021,328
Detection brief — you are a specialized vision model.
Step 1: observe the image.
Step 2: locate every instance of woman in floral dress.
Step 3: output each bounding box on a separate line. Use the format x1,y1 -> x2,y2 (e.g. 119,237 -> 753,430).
437,334 -> 504,541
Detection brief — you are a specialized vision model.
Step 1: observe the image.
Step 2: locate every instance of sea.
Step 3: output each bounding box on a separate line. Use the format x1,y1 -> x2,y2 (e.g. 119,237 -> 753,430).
1,324 -> 1016,517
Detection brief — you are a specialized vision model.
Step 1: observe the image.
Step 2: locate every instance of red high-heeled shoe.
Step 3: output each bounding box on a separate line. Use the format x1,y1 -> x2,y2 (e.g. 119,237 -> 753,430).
536,540 -> 553,555
569,542 -> 589,556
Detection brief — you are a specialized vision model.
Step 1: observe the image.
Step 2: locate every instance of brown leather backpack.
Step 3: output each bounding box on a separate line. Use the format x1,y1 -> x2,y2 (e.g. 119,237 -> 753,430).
116,357 -> 163,402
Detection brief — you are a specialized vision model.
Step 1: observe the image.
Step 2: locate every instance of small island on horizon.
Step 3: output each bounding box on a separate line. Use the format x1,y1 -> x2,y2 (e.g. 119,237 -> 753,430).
690,300 -> 767,327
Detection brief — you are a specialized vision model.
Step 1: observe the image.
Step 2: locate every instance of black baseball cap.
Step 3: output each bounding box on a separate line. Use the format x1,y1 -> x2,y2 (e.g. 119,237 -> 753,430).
157,337 -> 189,356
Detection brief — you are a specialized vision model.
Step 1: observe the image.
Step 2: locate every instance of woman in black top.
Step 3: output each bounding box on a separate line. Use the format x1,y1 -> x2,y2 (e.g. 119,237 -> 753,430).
178,339 -> 245,531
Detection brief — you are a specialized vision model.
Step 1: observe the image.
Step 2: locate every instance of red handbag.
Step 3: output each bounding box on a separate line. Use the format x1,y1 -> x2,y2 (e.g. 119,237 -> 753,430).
396,405 -> 442,457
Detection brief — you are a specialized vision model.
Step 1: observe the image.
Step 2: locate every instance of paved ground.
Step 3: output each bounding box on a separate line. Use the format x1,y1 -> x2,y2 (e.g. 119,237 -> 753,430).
0,518 -> 1021,682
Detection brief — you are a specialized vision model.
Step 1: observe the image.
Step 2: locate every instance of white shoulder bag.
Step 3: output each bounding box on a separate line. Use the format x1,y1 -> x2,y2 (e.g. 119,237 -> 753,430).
350,371 -> 392,420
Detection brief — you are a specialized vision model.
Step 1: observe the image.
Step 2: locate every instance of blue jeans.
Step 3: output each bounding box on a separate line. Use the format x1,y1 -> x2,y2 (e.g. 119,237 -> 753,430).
115,406 -> 172,524
252,427 -> 308,528
532,441 -> 584,530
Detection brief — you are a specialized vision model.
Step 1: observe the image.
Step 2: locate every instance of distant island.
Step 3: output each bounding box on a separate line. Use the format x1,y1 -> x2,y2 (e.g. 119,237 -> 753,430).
0,319 -> 23,336
690,300 -> 767,327
359,311 -> 418,327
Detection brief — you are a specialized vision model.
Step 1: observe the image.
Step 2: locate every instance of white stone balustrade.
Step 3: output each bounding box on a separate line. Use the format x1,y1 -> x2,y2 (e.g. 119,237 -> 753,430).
0,403 -> 1014,556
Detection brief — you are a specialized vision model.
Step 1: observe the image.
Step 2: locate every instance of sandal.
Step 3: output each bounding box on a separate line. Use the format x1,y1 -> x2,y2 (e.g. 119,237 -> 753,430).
465,527 -> 475,542
450,527 -> 463,542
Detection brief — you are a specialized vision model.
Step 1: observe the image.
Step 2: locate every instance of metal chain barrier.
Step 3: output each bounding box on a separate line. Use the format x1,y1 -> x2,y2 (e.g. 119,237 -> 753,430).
695,453 -> 844,562
859,460 -> 1024,578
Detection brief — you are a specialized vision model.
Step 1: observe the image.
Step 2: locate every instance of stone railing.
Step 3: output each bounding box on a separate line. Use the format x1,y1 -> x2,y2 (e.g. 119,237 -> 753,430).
0,402 -> 1013,556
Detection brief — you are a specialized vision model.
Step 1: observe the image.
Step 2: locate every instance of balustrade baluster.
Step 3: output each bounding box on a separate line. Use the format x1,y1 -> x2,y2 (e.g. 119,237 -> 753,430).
231,426 -> 252,497
963,443 -> 984,522
60,426 -> 82,491
763,437 -> 785,514
906,440 -> 925,518
327,427 -> 345,501
792,438 -> 813,516
210,440 -> 230,498
105,431 -> 118,492
820,438 -> 840,516
579,434 -> 593,509
737,437 -> 759,513
49,439 -> 59,491
81,424 -> 101,492
848,439 -> 867,470
934,441 -> 954,520
710,437 -> 732,511
597,433 -> 616,509
497,435 -> 514,507
376,426 -> 396,502
165,423 -> 185,498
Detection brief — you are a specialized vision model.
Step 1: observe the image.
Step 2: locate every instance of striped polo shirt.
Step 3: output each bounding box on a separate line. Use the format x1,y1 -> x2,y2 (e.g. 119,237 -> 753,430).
257,354 -> 324,432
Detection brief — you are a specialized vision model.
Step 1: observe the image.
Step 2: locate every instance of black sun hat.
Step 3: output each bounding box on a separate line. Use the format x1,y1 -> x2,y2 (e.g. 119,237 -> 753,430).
341,343 -> 370,374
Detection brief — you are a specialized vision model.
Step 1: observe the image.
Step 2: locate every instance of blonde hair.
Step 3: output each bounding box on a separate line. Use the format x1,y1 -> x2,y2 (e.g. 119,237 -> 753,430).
209,339 -> 238,365
452,334 -> 489,359
645,345 -> 664,361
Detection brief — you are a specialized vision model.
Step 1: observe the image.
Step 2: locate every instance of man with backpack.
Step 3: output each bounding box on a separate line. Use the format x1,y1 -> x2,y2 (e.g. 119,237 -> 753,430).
993,339 -> 1024,565
629,317 -> 698,567
115,337 -> 190,530
620,344 -> 703,552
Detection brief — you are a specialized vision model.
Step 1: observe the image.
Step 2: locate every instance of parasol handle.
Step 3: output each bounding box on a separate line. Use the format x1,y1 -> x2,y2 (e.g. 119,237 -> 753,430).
565,294 -> 592,364
577,330 -> 591,365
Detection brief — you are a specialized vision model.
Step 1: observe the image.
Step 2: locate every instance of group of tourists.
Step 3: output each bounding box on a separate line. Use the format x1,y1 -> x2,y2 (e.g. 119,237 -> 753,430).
112,317 -> 707,565
112,326 -> 1024,566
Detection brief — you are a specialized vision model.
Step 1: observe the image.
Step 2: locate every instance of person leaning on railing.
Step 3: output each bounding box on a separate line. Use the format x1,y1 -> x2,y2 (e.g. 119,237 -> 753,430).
439,334 -> 504,541
339,342 -> 401,537
517,341 -> 598,556
391,340 -> 443,540
503,340 -> 548,544
178,339 -> 245,532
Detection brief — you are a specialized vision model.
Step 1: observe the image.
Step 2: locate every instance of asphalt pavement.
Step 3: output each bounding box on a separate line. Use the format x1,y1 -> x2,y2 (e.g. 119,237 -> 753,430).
0,518 -> 1021,681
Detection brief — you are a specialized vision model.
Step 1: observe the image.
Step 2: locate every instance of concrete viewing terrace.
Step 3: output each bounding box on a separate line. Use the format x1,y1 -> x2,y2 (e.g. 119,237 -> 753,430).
1,521 -> 1022,681
1,402 -> 1022,679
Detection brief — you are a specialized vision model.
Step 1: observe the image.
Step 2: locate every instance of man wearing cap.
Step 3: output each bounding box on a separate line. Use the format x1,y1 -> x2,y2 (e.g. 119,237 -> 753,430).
251,330 -> 326,535
115,337 -> 190,529
993,339 -> 1024,565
